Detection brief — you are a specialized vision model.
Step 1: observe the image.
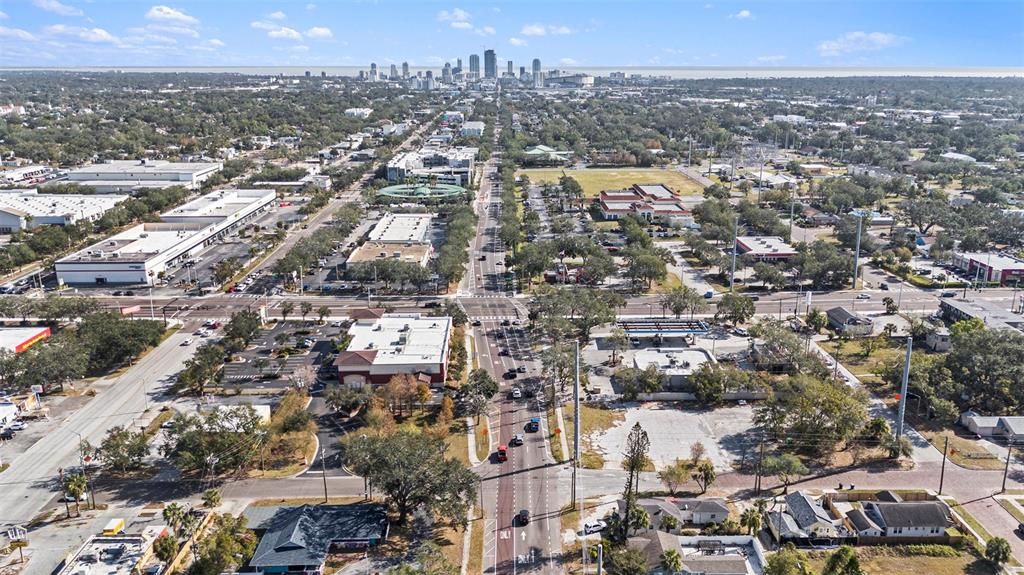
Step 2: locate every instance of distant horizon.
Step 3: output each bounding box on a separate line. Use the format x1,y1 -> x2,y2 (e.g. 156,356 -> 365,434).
2,65 -> 1023,80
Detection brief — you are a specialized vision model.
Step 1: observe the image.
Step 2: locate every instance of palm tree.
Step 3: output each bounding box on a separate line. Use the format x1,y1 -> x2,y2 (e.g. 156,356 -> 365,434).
64,474 -> 88,517
162,502 -> 185,535
252,358 -> 269,378
300,302 -> 313,323
317,306 -> 330,324
202,489 -> 221,508
659,513 -> 678,533
660,549 -> 683,572
279,301 -> 294,323
741,506 -> 763,535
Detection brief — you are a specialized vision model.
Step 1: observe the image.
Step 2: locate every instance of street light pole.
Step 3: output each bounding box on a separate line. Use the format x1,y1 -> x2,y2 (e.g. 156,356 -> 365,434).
852,214 -> 863,290
730,217 -> 739,293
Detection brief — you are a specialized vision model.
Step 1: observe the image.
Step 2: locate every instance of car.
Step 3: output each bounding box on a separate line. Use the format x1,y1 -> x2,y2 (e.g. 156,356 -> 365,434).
496,445 -> 508,462
630,338 -> 641,347
517,509 -> 530,526
471,320 -> 482,327
748,295 -> 760,302
733,327 -> 749,337
112,290 -> 124,296
1016,523 -> 1024,538
880,283 -> 889,290
856,293 -> 871,300
510,387 -> 522,399
202,320 -> 215,328
510,433 -> 524,446
499,349 -> 510,356
526,417 -> 540,432
331,321 -> 343,327
7,421 -> 26,431
501,319 -> 511,326
0,429 -> 14,440
737,399 -> 748,406
424,301 -> 441,309
181,338 -> 194,346
512,319 -> 522,326
583,520 -> 607,535
704,290 -> 714,299
124,290 -> 135,296
478,255 -> 487,261
941,291 -> 957,298
504,370 -> 517,380
517,366 -> 527,373
61,491 -> 89,502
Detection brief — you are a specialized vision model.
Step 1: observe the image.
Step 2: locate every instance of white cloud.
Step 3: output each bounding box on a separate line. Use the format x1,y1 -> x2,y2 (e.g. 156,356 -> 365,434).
731,9 -> 753,19
145,5 -> 198,25
268,26 -> 302,41
268,10 -> 286,20
436,8 -> 470,22
206,38 -> 224,47
559,57 -> 577,66
508,37 -> 527,46
44,24 -> 118,43
756,55 -> 785,63
0,11 -> 8,19
305,26 -> 332,39
33,0 -> 83,17
147,24 -> 199,37
450,21 -> 473,30
817,31 -> 903,57
0,26 -> 37,41
520,23 -> 572,36
476,25 -> 495,36
305,3 -> 317,9
251,20 -> 276,30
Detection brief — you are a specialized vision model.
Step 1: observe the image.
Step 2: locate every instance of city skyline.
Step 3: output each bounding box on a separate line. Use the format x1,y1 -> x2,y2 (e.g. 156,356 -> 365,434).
0,0 -> 1020,68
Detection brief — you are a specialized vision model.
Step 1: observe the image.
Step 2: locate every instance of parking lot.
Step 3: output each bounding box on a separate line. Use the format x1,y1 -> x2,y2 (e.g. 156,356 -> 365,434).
220,319 -> 347,390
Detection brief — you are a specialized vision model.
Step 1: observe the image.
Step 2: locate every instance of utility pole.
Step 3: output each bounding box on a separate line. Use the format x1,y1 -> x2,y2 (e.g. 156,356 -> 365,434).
1003,445 -> 1014,493
572,340 -> 580,509
755,433 -> 766,495
320,447 -> 328,502
789,199 -> 795,239
730,217 -> 739,293
939,436 -> 949,495
895,336 -> 912,439
595,544 -> 603,575
852,213 -> 863,290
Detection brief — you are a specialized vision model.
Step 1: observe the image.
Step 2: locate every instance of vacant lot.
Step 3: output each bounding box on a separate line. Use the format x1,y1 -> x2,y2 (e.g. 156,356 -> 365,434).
803,548 -> 996,575
518,168 -> 704,197
591,403 -> 756,472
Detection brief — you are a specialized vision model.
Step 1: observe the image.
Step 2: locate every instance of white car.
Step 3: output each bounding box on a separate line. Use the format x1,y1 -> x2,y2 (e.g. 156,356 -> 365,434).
511,387 -> 522,399
583,520 -> 607,535
856,293 -> 872,300
181,338 -> 194,346
7,421 -> 26,431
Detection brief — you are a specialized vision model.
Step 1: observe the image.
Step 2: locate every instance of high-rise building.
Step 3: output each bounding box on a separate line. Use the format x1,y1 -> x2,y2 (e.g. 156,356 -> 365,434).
389,64 -> 398,79
304,70 -> 311,78
519,66 -> 526,77
442,62 -> 452,83
457,58 -> 463,70
321,71 -> 326,78
532,58 -> 541,76
369,63 -> 378,82
506,60 -> 513,76
484,49 -> 497,79
402,62 -> 409,78
425,70 -> 433,79
469,54 -> 480,79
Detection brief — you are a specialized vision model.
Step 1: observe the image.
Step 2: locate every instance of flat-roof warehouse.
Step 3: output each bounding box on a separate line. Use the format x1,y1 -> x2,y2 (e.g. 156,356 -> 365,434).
56,189 -> 275,286
0,189 -> 128,233
61,159 -> 222,193
337,313 -> 451,386
348,213 -> 435,268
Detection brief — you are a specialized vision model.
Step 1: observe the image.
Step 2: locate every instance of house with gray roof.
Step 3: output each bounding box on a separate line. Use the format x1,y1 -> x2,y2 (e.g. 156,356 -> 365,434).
826,306 -> 874,337
768,491 -> 852,546
244,504 -> 389,573
862,500 -> 951,538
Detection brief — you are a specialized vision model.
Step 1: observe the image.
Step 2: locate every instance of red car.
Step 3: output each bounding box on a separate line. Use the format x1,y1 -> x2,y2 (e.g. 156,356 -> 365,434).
496,445 -> 508,462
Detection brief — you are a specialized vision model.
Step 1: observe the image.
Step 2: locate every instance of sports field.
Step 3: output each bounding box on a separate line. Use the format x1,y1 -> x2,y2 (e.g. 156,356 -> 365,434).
517,167 -> 705,197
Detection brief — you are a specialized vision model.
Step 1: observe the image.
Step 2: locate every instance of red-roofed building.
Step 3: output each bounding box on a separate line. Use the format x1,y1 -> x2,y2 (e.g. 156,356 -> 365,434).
595,184 -> 693,227
336,313 -> 452,388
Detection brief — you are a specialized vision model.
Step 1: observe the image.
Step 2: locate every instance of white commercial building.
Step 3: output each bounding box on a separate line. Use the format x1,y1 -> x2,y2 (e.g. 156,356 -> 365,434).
56,189 -> 275,286
0,189 -> 128,233
735,236 -> 797,261
62,159 -> 222,193
336,313 -> 452,387
460,121 -> 486,137
0,165 -> 52,186
633,348 -> 715,390
367,212 -> 434,244
385,146 -> 477,187
344,107 -> 373,119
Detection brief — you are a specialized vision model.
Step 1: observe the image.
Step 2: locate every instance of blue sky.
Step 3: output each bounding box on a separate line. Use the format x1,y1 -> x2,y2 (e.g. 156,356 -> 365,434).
0,0 -> 1020,68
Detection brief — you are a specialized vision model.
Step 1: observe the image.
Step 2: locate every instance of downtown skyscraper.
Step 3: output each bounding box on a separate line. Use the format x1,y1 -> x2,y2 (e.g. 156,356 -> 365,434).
484,49 -> 497,79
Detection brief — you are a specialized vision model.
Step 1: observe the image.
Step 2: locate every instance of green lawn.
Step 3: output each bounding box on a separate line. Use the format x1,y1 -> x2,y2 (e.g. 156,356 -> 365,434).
517,167 -> 704,197
803,547 -> 996,575
562,403 -> 625,469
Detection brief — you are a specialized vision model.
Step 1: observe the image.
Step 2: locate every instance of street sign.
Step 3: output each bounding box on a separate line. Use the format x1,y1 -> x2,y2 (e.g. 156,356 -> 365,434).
30,385 -> 43,395
7,526 -> 26,541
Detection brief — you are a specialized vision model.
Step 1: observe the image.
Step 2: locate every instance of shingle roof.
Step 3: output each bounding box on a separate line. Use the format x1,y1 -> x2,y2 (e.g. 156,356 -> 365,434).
246,504 -> 388,568
785,491 -> 832,528
846,508 -> 880,532
674,498 -> 729,516
871,502 -> 950,529
680,557 -> 750,575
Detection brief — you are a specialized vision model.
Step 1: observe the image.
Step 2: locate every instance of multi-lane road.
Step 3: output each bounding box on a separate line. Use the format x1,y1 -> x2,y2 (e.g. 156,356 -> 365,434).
458,136 -> 564,574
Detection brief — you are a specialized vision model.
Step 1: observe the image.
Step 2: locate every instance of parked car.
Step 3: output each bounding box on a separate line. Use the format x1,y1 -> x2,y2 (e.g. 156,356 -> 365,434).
733,327 -> 749,337
583,520 -> 607,535
880,283 -> 889,290
471,320 -> 482,327
704,290 -> 714,299
7,421 -> 26,431
517,366 -> 527,373
510,387 -> 522,399
0,429 -> 15,440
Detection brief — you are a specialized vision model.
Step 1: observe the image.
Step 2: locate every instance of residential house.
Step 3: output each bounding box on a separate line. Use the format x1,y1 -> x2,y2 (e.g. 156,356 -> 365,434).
827,307 -> 874,337
673,498 -> 730,526
767,491 -> 851,546
244,504 -> 389,574
861,500 -> 951,538
800,205 -> 839,227
925,327 -> 951,352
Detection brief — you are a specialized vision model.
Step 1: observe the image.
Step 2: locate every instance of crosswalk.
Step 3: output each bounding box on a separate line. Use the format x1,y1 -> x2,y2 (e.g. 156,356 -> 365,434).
469,315 -> 517,321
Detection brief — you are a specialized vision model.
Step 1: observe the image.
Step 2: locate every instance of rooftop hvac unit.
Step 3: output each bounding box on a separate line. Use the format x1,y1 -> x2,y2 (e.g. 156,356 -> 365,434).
366,342 -> 375,348
393,252 -> 401,258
